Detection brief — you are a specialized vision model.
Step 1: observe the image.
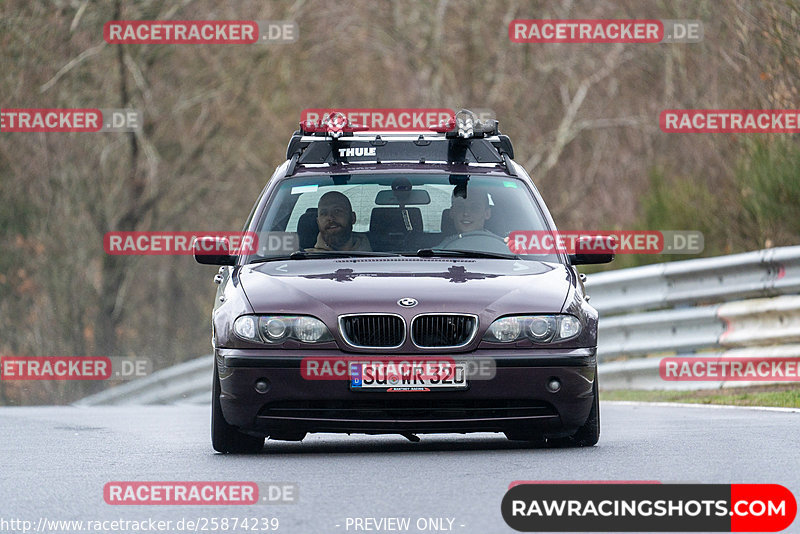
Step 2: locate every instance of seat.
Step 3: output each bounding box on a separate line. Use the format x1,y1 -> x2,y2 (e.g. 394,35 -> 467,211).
440,208 -> 456,237
297,208 -> 319,249
368,207 -> 423,251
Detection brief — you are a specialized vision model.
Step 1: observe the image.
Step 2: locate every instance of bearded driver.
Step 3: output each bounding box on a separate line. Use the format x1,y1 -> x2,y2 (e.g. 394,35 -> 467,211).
307,191 -> 372,252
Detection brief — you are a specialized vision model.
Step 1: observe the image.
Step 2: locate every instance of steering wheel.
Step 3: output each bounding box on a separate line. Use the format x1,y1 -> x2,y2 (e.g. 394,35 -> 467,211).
439,230 -> 511,254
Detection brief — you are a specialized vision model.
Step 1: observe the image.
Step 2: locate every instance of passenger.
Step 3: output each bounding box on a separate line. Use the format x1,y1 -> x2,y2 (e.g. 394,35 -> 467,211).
436,187 -> 513,252
448,188 -> 492,235
307,191 -> 372,251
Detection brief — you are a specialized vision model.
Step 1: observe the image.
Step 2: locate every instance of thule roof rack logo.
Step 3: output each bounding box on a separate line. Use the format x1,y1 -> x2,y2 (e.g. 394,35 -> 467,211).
338,147 -> 376,157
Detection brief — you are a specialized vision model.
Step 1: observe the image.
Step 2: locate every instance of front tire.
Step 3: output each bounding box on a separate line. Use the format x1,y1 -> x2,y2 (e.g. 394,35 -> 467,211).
212,364 -> 265,454
547,375 -> 600,448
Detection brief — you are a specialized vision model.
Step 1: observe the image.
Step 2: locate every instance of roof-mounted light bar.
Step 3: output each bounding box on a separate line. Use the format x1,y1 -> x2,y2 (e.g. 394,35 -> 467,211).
285,108 -> 514,176
299,111 -> 368,138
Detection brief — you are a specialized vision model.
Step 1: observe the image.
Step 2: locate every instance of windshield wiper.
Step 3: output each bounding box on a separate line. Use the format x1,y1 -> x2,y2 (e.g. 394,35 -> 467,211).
289,250 -> 401,260
249,250 -> 401,264
413,248 -> 519,260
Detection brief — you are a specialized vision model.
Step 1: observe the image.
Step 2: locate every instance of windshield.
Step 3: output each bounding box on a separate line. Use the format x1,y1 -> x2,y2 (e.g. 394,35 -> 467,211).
247,173 -> 559,262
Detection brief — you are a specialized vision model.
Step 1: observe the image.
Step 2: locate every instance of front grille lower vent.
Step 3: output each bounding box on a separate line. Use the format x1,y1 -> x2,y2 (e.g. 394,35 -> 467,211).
259,399 -> 557,421
339,314 -> 405,348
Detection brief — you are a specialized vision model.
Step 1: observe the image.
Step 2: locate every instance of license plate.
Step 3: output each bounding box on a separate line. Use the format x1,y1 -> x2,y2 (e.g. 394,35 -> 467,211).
349,360 -> 468,392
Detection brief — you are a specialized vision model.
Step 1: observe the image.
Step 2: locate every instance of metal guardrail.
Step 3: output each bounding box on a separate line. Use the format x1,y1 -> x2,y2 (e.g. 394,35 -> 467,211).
718,296 -> 800,347
597,295 -> 800,361
589,246 -> 800,390
598,305 -> 723,360
600,344 -> 800,391
586,246 -> 800,316
75,355 -> 212,406
77,246 -> 800,403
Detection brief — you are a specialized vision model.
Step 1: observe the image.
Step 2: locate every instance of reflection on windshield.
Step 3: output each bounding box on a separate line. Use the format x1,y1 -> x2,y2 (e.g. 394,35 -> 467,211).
302,266 -> 500,284
250,173 -> 559,263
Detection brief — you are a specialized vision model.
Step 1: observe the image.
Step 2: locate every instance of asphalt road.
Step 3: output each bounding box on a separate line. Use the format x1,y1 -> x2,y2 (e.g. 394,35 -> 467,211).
1,402 -> 798,534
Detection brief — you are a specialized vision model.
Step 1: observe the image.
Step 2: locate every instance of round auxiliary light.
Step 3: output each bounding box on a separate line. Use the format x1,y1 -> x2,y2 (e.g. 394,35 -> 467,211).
546,378 -> 562,393
455,110 -> 475,138
323,111 -> 348,138
254,378 -> 270,393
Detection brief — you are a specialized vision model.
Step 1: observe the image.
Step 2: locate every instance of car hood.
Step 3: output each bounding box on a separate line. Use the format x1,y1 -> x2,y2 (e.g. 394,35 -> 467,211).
239,258 -> 572,318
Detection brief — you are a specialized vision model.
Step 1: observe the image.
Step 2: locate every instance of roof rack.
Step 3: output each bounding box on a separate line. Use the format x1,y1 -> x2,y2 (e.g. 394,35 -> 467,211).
285,110 -> 515,176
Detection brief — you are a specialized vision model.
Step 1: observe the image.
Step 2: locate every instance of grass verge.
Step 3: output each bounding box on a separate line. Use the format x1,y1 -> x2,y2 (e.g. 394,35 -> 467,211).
601,384 -> 800,408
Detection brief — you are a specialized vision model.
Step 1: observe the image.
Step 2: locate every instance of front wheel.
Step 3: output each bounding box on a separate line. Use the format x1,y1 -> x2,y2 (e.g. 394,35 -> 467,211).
548,376 -> 600,448
212,364 -> 265,454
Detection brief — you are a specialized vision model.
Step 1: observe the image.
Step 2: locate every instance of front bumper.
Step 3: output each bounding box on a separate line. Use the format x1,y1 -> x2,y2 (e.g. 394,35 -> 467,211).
216,348 -> 596,437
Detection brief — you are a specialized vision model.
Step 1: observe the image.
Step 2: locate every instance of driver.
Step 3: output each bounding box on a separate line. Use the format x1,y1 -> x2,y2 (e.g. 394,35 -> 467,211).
307,191 -> 372,252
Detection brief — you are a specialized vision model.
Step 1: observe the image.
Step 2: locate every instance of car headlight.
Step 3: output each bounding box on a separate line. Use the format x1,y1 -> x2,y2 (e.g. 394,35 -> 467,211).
293,316 -> 330,342
483,315 -> 582,343
527,316 -> 556,342
488,317 -> 522,342
260,317 -> 289,342
559,315 -> 581,340
233,316 -> 258,341
233,315 -> 333,344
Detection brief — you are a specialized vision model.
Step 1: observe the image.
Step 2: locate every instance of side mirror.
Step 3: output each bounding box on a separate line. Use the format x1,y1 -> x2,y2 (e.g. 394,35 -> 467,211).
193,237 -> 236,265
568,235 -> 615,265
569,252 -> 614,265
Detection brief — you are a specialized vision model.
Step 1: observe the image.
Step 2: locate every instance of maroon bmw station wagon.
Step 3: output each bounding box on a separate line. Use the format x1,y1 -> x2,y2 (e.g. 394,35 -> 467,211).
195,111 -> 612,453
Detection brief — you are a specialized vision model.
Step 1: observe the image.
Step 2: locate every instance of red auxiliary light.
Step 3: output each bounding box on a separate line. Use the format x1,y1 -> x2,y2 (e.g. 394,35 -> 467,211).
429,115 -> 456,133
299,111 -> 368,138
